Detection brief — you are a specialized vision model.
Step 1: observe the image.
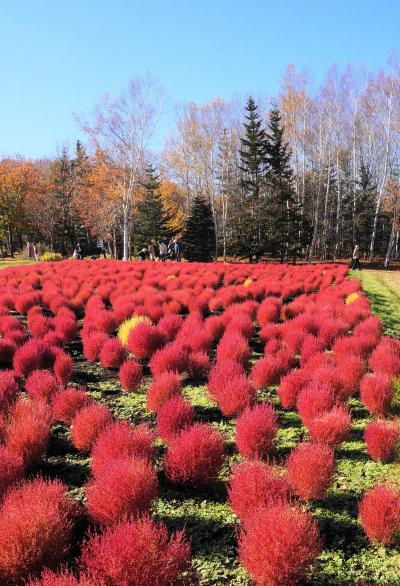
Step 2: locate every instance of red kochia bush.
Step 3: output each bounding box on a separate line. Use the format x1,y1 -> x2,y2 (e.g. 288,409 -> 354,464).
156,314 -> 183,341
82,331 -> 109,362
287,442 -> 335,501
359,484 -> 400,545
0,478 -> 76,584
256,297 -> 281,326
335,354 -> 364,400
0,446 -> 24,499
208,364 -> 255,417
54,351 -> 73,386
216,332 -> 251,367
235,403 -> 278,459
0,371 -> 19,410
228,460 -> 291,523
251,350 -> 294,390
165,423 -> 224,486
368,337 -> 400,377
238,501 -> 321,586
296,383 -> 336,427
147,371 -> 182,412
99,337 -> 126,368
26,369 -> 59,402
187,350 -> 211,378
5,397 -> 52,469
156,396 -> 195,443
86,456 -> 158,525
80,515 -> 192,586
70,404 -> 113,451
150,343 -> 188,376
118,359 -> 143,392
13,339 -> 51,376
127,322 -> 165,358
52,387 -> 93,424
360,373 -> 394,417
364,419 -> 399,462
27,569 -> 96,586
91,421 -> 155,477
278,369 -> 311,409
308,405 -> 351,447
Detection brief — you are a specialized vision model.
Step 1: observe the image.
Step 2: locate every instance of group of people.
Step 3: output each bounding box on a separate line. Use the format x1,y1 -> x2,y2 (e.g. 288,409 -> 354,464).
138,238 -> 182,262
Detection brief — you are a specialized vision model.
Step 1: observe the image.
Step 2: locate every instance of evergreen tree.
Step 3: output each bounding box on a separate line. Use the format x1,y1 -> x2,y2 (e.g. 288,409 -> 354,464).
135,164 -> 174,248
231,97 -> 269,261
182,196 -> 215,262
266,105 -> 302,261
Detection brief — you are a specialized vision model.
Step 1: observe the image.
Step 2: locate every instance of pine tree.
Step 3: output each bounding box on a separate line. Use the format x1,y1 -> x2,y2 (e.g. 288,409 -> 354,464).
182,196 -> 215,262
135,164 -> 174,248
266,105 -> 302,261
231,97 -> 269,261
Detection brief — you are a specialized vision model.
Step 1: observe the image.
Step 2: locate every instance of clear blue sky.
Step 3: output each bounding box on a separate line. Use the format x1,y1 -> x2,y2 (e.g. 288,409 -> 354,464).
1,0 -> 399,159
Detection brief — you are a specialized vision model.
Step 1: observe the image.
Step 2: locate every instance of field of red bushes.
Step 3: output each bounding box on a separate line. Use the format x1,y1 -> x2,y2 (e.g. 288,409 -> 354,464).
0,259 -> 399,585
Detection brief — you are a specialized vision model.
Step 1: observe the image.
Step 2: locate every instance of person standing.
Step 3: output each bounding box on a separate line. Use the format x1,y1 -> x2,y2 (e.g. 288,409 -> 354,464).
148,242 -> 156,261
27,242 -> 34,259
138,246 -> 147,261
173,238 -> 181,262
159,240 -> 168,262
351,245 -> 362,270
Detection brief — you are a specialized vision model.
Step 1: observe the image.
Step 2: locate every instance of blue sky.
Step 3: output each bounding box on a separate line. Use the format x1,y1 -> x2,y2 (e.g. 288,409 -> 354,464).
1,0 -> 399,159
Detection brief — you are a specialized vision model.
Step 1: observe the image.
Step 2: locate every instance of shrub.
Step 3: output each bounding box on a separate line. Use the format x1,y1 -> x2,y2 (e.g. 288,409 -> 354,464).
91,421 -> 155,477
26,369 -> 59,402
40,252 -> 63,262
150,343 -> 188,376
216,332 -> 251,367
52,387 -> 93,424
278,369 -> 311,409
80,515 -> 192,586
118,359 -> 143,393
27,569 -> 96,586
251,350 -> 294,390
55,314 -> 78,344
165,423 -> 224,486
364,419 -> 399,462
296,383 -> 336,427
359,484 -> 400,545
208,367 -> 255,417
127,322 -> 165,359
187,350 -> 211,378
70,404 -> 113,451
308,405 -> 352,447
118,315 -> 151,347
54,352 -> 73,386
13,339 -> 51,377
99,338 -> 126,368
360,373 -> 394,417
82,332 -> 109,362
235,403 -> 278,459
86,456 -> 158,525
156,396 -> 195,443
287,442 -> 335,501
5,397 -> 52,469
256,297 -> 281,326
368,337 -> 400,377
0,478 -> 76,583
0,371 -> 19,410
238,501 -> 321,586
335,354 -> 364,400
147,371 -> 182,412
0,446 -> 24,500
228,460 -> 291,523
300,335 -> 324,366
157,314 -> 183,341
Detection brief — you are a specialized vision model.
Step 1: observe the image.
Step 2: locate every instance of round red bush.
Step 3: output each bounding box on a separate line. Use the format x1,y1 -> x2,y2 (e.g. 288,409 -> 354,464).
216,332 -> 251,367
91,421 -> 155,477
128,322 -> 165,358
287,442 -> 335,501
364,419 -> 399,462
308,405 -> 352,447
238,501 -> 321,586
99,337 -> 126,368
278,369 -> 311,409
86,456 -> 158,525
80,515 -> 192,586
147,371 -> 182,412
13,340 -> 51,377
296,383 -> 336,427
359,484 -> 400,545
165,423 -> 224,486
187,350 -> 210,378
54,352 -> 73,386
52,387 -> 93,424
118,359 -> 143,393
208,369 -> 255,417
0,446 -> 24,500
70,404 -> 113,451
0,478 -> 76,584
0,371 -> 19,410
228,460 -> 291,523
360,373 -> 394,417
156,396 -> 195,443
149,343 -> 188,376
82,331 -> 109,362
27,569 -> 95,586
26,369 -> 59,402
235,403 -> 278,459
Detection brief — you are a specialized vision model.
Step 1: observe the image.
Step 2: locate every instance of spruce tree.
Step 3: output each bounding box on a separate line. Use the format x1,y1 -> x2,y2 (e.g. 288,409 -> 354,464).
266,105 -> 301,261
232,96 -> 269,261
182,196 -> 215,262
135,164 -> 173,248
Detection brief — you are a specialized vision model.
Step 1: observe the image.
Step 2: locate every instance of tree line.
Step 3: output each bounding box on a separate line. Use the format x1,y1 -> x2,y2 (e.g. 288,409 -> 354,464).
1,61 -> 400,264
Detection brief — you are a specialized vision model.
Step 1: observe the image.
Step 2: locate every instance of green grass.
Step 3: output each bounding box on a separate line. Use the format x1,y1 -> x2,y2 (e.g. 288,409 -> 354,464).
349,270 -> 400,337
0,259 -> 36,269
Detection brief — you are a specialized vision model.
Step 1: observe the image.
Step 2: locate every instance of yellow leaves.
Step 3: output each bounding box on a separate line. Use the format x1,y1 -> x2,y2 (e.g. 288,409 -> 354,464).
243,278 -> 253,287
345,292 -> 360,304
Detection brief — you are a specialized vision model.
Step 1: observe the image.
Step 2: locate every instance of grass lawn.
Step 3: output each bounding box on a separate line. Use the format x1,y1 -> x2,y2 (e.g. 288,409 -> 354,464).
0,259 -> 36,269
38,266 -> 400,585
